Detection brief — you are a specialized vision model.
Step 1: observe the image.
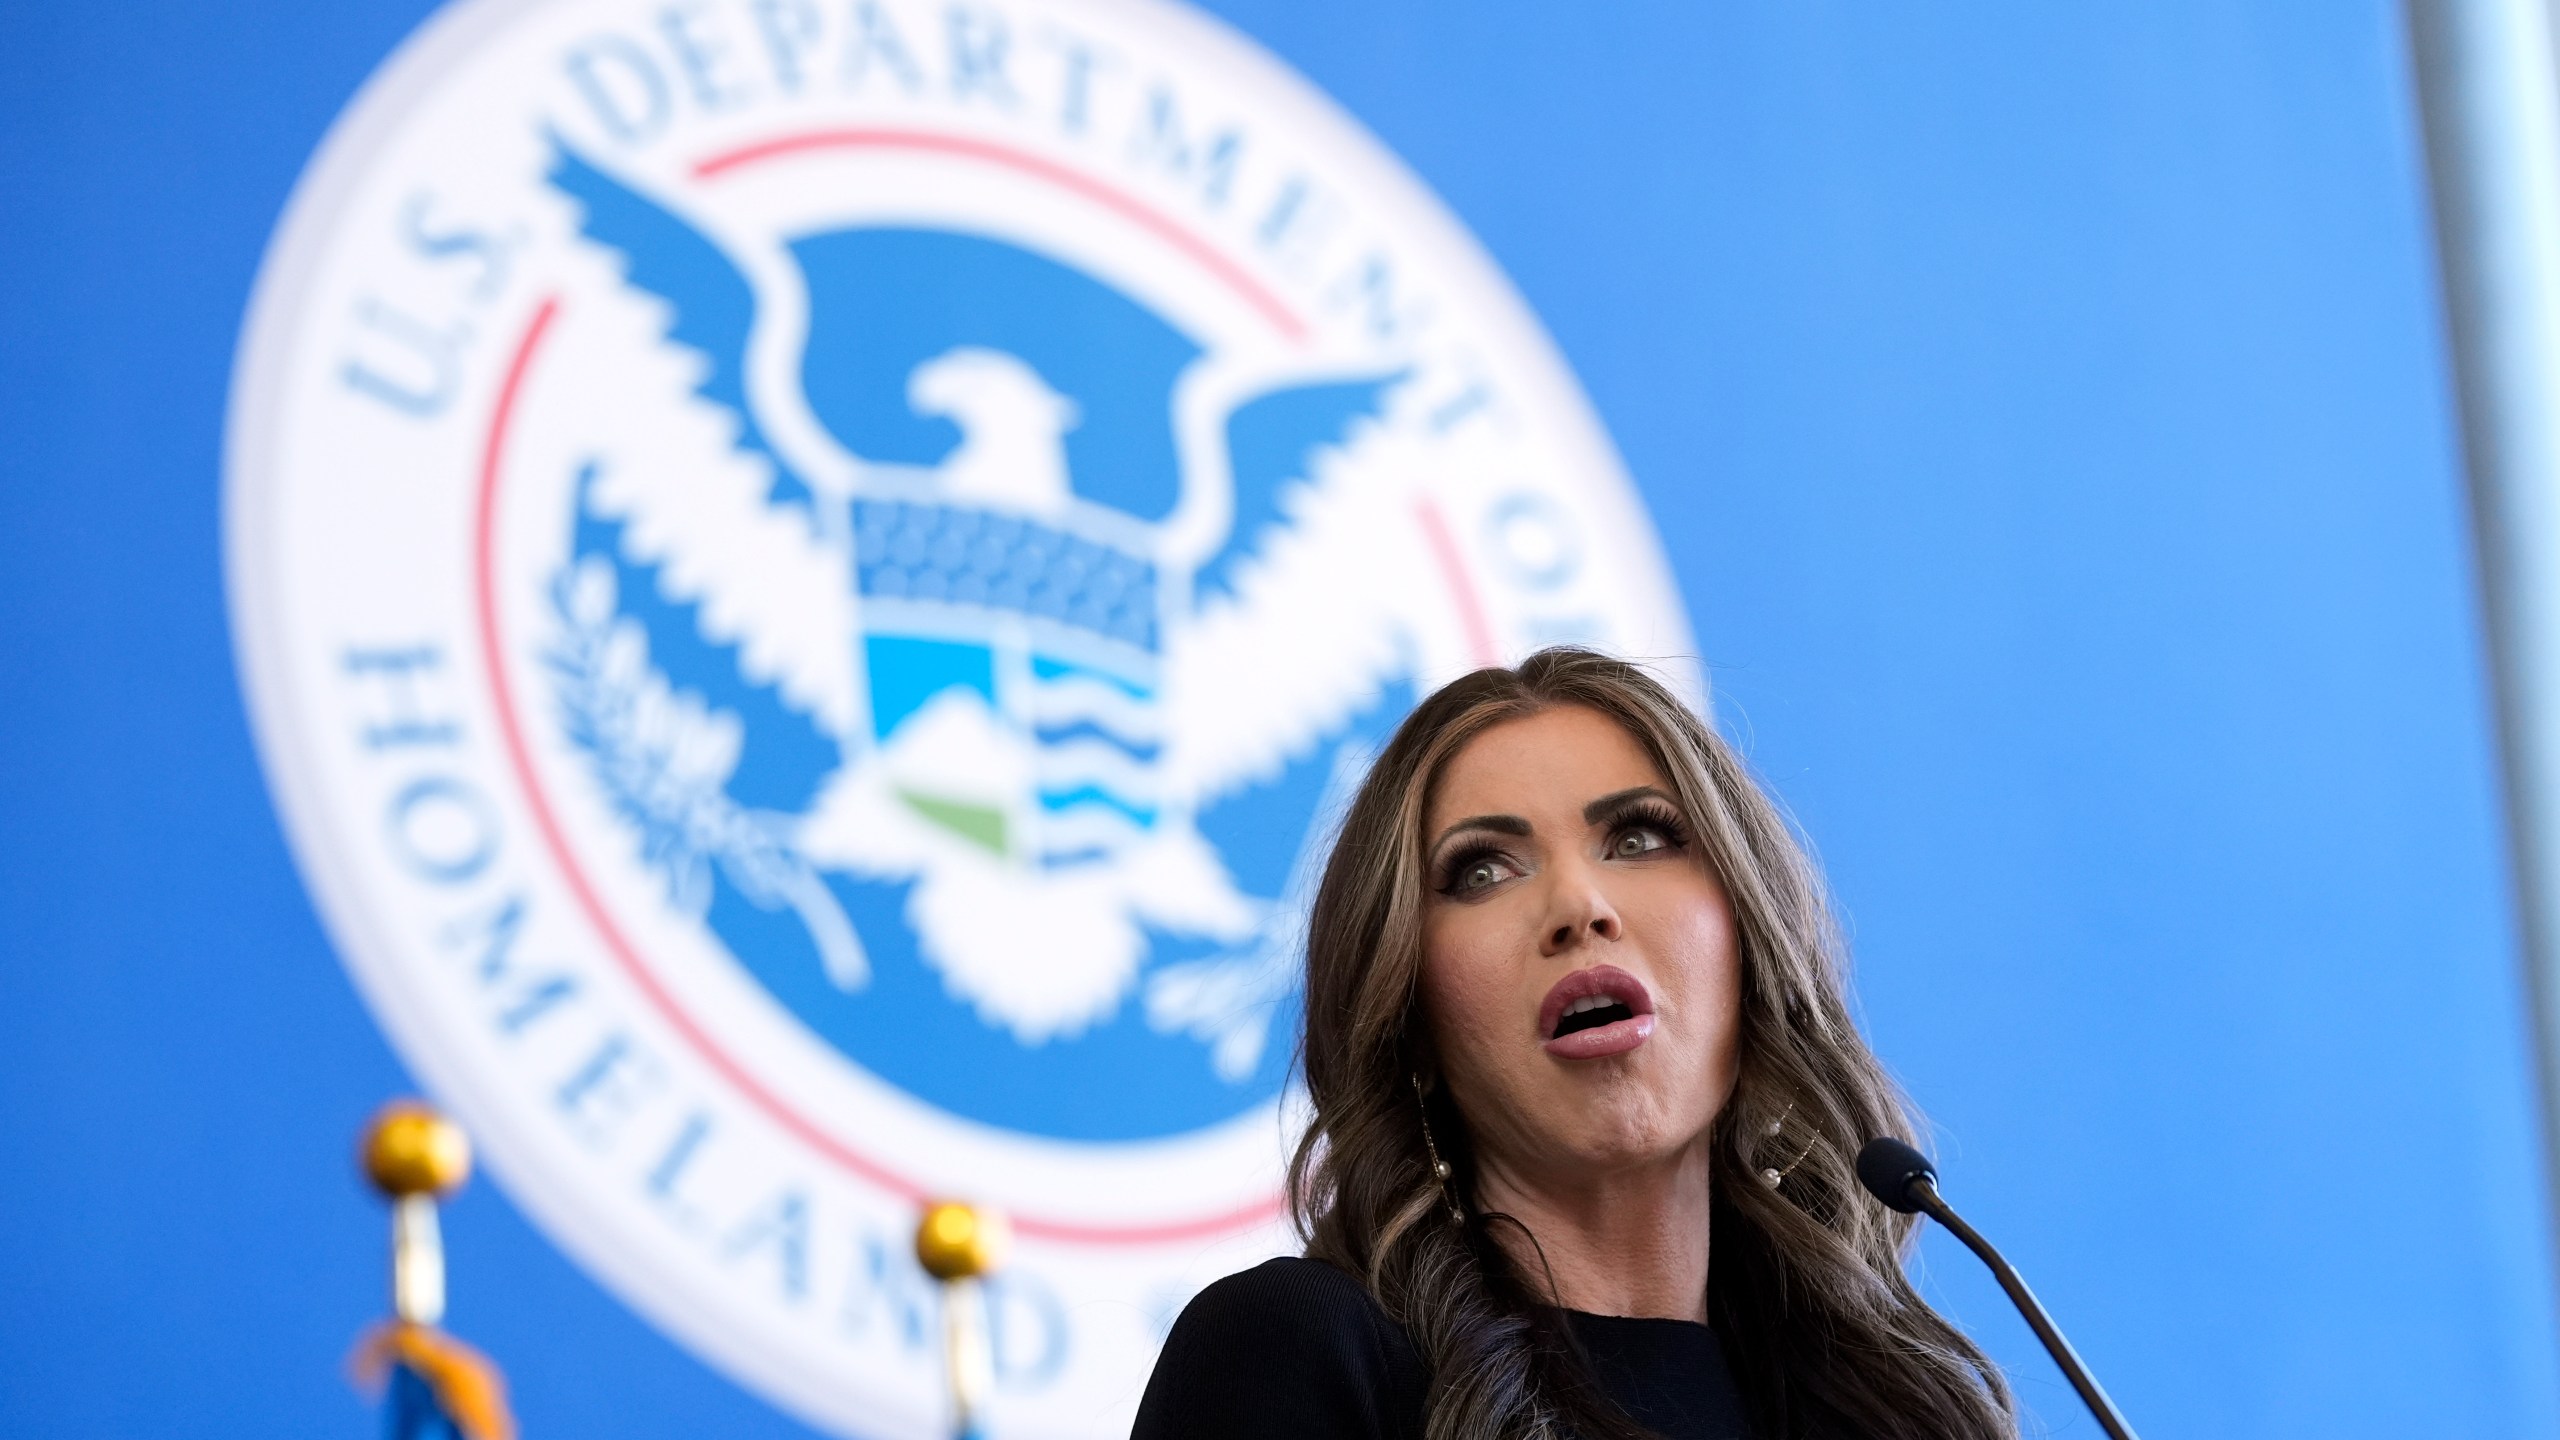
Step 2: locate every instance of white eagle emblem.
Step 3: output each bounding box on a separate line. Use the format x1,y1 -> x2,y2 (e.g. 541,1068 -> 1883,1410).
536,144 -> 1429,1122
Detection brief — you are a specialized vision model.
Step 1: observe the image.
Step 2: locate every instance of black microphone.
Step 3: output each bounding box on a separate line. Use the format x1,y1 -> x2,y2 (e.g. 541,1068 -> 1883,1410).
1855,1138 -> 2141,1440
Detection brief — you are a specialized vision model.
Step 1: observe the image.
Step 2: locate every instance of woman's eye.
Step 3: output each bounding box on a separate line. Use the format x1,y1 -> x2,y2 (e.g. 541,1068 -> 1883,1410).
1443,853 -> 1520,895
1613,827 -> 1669,858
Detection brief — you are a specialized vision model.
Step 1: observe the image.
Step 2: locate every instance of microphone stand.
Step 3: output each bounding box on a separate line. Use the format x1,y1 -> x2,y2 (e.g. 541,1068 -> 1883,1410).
1906,1176 -> 2141,1440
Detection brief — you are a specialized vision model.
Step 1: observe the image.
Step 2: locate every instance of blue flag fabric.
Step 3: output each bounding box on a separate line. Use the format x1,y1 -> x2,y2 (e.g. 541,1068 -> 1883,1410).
351,1323 -> 514,1440
388,1364 -> 467,1440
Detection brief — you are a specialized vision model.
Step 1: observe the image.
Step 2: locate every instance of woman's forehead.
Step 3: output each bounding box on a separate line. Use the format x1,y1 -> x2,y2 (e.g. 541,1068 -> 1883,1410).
1428,706 -> 1666,826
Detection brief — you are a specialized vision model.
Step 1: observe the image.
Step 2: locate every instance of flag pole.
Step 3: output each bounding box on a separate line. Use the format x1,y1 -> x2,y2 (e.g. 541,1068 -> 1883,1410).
916,1200 -> 1012,1440
2406,0 -> 2560,1309
351,1100 -> 516,1440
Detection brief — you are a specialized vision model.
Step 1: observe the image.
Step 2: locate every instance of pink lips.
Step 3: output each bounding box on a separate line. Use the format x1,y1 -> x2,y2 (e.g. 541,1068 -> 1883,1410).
1537,964 -> 1656,1060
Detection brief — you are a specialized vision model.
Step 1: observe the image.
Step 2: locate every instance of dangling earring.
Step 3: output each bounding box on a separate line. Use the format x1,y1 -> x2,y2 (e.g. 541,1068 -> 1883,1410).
1412,1073 -> 1465,1223
1760,1101 -> 1816,1189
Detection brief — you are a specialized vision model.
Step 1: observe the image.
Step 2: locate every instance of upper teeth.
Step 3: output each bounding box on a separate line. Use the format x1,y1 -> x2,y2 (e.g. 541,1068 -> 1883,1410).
1563,994 -> 1620,1017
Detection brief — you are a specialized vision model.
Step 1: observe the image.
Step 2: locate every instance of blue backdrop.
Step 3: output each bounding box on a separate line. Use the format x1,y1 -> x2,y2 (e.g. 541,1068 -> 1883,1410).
5,2 -> 2554,1435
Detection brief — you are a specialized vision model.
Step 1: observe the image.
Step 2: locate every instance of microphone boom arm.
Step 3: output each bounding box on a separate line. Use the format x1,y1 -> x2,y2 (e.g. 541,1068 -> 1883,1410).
1908,1177 -> 2141,1440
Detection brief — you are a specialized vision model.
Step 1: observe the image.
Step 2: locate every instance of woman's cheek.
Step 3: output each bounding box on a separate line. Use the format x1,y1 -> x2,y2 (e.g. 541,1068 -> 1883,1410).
1416,927 -> 1471,1057
1424,926 -> 1505,1052
1422,919 -> 1533,1119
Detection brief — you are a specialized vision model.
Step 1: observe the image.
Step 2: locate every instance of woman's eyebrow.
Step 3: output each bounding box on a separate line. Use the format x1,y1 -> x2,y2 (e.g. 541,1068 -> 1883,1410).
1430,813 -> 1531,857
1582,785 -> 1675,824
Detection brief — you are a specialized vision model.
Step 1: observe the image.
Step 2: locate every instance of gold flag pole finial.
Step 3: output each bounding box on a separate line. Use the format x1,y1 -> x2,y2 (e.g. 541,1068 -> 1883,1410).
915,1200 -> 1012,1440
348,1100 -> 514,1440
360,1099 -> 473,1327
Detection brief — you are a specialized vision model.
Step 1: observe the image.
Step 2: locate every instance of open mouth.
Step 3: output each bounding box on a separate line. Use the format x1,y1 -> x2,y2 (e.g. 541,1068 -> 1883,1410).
1554,994 -> 1637,1038
1537,965 -> 1656,1060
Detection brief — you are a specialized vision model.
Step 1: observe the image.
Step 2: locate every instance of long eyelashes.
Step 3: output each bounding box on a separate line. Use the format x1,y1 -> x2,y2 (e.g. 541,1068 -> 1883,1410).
1609,800 -> 1692,852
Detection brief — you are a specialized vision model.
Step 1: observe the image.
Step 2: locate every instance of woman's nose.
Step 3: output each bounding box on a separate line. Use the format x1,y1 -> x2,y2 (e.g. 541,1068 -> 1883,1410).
1540,864 -> 1624,955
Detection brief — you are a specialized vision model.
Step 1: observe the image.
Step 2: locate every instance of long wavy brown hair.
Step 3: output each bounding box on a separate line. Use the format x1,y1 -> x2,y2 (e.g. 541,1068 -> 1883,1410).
1288,647 -> 2013,1440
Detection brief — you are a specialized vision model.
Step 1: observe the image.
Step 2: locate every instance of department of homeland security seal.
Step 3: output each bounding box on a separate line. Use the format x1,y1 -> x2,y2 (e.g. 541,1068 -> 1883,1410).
226,0 -> 1698,1432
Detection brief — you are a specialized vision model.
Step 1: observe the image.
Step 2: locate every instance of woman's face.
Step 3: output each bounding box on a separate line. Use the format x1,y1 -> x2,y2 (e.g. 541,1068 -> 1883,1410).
1418,705 -> 1742,1189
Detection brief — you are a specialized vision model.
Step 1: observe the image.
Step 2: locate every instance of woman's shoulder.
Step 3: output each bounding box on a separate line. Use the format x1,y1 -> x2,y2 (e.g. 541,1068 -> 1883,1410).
1132,1257 -> 1428,1440
1174,1255 -> 1392,1333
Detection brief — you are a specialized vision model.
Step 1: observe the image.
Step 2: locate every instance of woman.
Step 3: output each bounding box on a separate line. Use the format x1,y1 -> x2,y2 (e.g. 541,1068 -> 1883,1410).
1132,648 -> 2013,1440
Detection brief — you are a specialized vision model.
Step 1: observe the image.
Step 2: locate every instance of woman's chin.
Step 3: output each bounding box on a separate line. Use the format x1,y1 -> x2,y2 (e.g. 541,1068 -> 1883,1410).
1514,1109 -> 1705,1181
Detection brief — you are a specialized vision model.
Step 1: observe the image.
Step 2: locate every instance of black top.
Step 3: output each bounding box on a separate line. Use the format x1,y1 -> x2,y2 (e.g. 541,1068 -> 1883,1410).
1132,1257 -> 1753,1439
